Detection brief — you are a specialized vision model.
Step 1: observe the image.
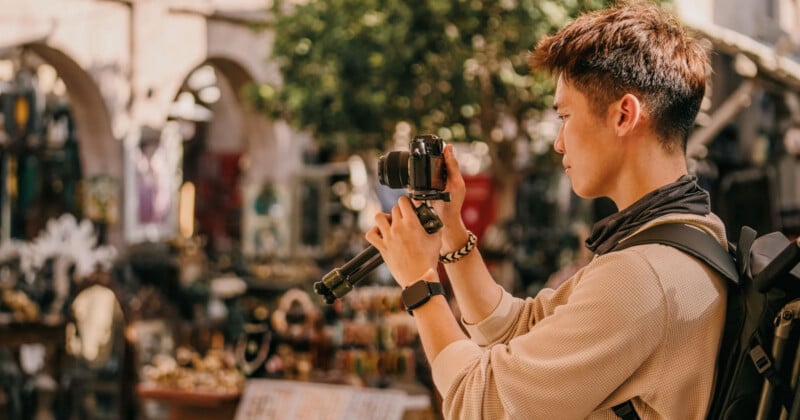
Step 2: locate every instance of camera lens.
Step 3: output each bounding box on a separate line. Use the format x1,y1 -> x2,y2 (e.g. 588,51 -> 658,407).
378,151 -> 410,188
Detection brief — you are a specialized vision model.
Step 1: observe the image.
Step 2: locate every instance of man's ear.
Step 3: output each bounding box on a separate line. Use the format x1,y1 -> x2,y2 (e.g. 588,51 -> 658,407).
612,93 -> 642,136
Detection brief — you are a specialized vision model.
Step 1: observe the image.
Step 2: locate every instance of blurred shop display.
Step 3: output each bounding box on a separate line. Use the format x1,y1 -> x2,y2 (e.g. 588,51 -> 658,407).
0,214 -> 122,419
0,214 -> 117,323
123,125 -> 182,244
130,282 -> 432,419
0,54 -> 84,245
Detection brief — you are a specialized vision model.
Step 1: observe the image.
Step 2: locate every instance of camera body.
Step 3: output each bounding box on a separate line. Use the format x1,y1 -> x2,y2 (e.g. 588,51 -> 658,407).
378,134 -> 450,202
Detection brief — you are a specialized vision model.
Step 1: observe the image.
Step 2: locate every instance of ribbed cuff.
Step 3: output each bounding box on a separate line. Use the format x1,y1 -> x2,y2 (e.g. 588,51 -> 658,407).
462,287 -> 520,346
431,339 -> 482,395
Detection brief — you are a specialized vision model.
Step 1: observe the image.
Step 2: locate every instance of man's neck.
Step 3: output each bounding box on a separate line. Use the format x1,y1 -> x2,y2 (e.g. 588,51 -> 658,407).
612,146 -> 688,211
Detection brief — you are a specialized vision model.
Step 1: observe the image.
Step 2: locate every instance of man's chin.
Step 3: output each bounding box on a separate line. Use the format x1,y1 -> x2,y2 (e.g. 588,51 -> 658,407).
571,184 -> 600,200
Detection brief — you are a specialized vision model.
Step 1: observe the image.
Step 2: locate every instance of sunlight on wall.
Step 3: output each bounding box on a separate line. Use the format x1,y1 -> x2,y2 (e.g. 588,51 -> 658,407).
674,0 -> 714,26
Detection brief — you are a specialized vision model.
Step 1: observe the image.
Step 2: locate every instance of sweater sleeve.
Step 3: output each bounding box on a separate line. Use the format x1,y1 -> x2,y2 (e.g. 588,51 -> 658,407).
460,284 -> 524,346
431,250 -> 668,419
462,282 -> 572,346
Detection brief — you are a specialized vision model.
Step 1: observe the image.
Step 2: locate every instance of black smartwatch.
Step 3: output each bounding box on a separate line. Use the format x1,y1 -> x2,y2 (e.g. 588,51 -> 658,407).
401,280 -> 445,315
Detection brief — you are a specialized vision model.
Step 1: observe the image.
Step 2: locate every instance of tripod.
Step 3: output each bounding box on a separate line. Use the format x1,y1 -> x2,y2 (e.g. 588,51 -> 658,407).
313,201 -> 443,304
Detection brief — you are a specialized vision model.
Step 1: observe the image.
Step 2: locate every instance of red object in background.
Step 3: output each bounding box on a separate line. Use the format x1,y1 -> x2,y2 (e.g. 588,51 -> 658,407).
460,173 -> 497,239
194,152 -> 242,245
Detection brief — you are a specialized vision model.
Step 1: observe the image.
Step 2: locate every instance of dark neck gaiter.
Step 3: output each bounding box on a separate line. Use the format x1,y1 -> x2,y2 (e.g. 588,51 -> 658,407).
585,175 -> 710,255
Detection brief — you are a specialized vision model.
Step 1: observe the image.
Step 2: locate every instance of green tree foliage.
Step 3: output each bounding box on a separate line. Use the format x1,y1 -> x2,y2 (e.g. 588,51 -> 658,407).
246,0 -> 612,219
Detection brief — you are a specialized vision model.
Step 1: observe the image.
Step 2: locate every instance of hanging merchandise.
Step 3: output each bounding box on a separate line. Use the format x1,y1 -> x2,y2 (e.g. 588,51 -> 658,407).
1,89 -> 36,146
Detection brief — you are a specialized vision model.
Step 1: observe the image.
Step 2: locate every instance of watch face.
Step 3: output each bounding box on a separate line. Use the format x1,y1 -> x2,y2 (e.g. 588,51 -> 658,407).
402,280 -> 431,309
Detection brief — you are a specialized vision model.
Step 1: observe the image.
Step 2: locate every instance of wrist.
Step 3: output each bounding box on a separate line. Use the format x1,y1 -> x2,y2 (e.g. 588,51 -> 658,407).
399,267 -> 439,289
401,276 -> 446,315
440,230 -> 477,264
441,223 -> 470,252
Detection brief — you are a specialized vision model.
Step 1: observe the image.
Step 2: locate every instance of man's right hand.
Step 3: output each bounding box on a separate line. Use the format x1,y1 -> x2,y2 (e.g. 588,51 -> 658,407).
434,144 -> 470,253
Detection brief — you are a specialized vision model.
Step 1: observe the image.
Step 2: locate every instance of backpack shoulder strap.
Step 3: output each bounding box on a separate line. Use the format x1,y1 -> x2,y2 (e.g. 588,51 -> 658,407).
612,223 -> 739,285
612,401 -> 641,420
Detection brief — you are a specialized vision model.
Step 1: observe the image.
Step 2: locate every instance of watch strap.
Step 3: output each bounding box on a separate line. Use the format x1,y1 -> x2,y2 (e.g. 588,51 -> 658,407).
402,281 -> 445,315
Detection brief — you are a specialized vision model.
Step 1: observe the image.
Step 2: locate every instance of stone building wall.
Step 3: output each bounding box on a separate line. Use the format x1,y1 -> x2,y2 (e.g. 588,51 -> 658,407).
0,0 -> 307,248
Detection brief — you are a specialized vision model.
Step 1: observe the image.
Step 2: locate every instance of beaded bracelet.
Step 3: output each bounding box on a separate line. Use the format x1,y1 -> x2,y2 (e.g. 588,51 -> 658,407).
439,231 -> 477,264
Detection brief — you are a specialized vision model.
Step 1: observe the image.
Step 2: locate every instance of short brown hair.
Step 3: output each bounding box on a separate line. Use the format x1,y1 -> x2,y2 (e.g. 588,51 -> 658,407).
529,1 -> 708,152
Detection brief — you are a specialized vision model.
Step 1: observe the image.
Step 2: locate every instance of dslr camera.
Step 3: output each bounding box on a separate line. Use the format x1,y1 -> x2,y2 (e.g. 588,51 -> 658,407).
378,134 -> 450,232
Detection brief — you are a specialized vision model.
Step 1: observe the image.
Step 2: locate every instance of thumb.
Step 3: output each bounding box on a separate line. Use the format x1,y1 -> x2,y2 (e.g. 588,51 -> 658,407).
444,144 -> 465,190
445,144 -> 461,176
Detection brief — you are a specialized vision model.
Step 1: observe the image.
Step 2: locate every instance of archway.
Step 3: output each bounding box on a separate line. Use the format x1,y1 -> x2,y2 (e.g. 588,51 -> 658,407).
0,44 -> 119,244
169,57 -> 261,266
26,43 -> 119,177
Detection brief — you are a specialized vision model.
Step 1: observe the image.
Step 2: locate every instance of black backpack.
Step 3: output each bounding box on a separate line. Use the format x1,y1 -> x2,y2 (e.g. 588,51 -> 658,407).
609,223 -> 800,420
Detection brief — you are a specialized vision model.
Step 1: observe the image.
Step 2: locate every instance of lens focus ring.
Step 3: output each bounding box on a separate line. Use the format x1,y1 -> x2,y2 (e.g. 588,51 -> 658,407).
379,151 -> 409,188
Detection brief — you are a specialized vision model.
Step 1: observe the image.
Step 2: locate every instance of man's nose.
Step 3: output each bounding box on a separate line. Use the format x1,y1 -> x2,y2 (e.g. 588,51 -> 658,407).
553,130 -> 565,154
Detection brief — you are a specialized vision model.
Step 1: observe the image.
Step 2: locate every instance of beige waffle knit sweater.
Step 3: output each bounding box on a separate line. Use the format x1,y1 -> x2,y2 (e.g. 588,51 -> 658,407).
431,213 -> 728,419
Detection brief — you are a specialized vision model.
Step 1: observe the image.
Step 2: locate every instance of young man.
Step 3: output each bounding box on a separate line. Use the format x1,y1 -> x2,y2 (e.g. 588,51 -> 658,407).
365,2 -> 726,418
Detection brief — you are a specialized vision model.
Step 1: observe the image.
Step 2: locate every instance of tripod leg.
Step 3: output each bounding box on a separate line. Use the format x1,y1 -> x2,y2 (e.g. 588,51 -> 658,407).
315,246 -> 382,303
338,246 -> 381,277
330,252 -> 384,298
759,300 -> 800,420
787,362 -> 800,420
785,300 -> 800,420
